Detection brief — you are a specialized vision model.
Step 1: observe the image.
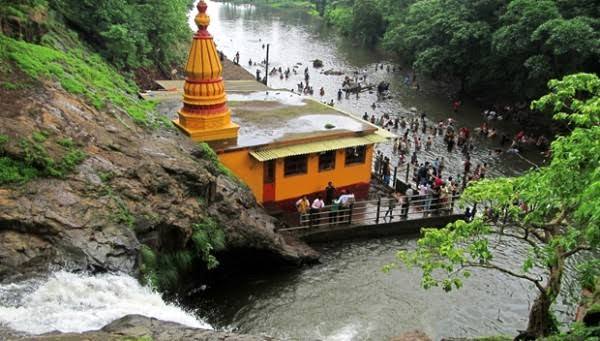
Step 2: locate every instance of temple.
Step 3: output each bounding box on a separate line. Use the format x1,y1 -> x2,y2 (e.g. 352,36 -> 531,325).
172,0 -> 239,141
171,1 -> 393,210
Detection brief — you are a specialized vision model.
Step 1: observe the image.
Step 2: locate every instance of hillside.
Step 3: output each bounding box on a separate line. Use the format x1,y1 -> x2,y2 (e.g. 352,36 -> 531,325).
0,1 -> 317,290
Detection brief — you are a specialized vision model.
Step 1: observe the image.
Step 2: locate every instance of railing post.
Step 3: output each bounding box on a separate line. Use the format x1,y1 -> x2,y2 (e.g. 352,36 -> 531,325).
348,204 -> 354,225
375,197 -> 381,224
392,166 -> 397,190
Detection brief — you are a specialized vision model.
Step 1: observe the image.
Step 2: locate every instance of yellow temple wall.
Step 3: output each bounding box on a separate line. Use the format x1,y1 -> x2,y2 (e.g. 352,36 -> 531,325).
273,145 -> 373,202
218,145 -> 373,205
218,149 -> 264,200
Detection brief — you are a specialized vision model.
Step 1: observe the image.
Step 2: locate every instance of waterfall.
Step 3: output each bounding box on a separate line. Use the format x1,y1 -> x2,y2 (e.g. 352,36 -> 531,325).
0,271 -> 211,335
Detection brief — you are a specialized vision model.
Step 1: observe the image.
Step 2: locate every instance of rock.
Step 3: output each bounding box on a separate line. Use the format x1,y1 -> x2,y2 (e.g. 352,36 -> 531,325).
390,330 -> 432,341
0,66 -> 318,283
15,315 -> 276,341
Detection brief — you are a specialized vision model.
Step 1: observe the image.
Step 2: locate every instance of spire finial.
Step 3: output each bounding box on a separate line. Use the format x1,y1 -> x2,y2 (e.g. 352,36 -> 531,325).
195,1 -> 210,30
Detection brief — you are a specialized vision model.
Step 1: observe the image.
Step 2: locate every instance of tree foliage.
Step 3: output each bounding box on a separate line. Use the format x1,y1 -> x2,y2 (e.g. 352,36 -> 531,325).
318,0 -> 599,100
385,73 -> 600,338
51,0 -> 193,71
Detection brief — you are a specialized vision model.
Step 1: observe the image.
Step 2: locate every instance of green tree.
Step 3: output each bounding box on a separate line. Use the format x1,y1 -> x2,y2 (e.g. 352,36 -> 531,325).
51,0 -> 191,71
351,0 -> 385,45
386,73 -> 600,338
383,0 -> 495,93
531,17 -> 600,75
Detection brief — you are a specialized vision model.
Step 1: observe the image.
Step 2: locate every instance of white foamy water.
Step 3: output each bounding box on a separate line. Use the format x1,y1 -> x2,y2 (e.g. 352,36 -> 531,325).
324,323 -> 361,341
0,271 -> 211,335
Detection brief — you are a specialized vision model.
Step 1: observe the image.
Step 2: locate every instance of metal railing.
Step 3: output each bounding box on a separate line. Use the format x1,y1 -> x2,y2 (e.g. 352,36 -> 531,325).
280,194 -> 461,232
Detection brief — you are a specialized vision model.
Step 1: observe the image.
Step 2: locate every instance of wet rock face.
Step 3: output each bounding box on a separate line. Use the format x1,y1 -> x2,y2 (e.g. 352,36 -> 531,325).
18,314 -> 276,341
0,78 -> 317,282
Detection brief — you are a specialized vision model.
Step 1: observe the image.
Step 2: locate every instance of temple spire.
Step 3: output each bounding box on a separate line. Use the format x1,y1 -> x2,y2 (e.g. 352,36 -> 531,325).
173,0 -> 239,142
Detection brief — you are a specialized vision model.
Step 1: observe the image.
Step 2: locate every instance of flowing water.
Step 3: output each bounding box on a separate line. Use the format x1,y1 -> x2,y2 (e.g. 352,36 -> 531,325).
0,2 -> 575,340
183,2 -> 576,340
0,272 -> 208,335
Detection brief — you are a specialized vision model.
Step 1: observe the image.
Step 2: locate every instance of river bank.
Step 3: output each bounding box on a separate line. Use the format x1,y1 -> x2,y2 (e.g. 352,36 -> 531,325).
212,0 -> 561,137
212,0 -> 319,15
0,2 -> 321,338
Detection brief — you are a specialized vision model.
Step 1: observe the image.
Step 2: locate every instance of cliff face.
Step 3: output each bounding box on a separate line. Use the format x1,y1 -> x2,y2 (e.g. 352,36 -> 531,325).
0,45 -> 317,284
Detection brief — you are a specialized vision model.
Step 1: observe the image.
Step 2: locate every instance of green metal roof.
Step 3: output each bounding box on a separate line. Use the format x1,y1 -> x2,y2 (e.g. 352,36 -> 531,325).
249,133 -> 388,162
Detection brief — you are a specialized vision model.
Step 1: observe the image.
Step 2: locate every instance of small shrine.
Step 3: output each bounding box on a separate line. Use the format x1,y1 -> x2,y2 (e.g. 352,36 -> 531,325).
170,1 -> 393,210
172,0 -> 239,141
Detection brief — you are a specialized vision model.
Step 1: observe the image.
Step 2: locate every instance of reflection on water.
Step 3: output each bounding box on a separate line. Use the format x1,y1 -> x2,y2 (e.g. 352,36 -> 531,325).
191,235 -> 581,340
185,2 -> 575,340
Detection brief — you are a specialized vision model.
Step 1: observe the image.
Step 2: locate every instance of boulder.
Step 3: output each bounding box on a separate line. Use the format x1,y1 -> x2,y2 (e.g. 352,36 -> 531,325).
16,315 -> 276,341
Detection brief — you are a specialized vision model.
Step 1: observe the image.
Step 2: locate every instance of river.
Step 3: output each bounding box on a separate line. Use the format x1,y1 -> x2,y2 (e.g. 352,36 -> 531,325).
0,2 -> 576,340
182,2 -> 576,340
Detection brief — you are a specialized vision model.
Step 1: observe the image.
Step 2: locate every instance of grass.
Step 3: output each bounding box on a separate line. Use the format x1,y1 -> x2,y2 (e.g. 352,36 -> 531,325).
0,81 -> 20,90
0,33 -> 166,127
102,187 -> 136,229
198,142 -> 235,178
191,217 -> 226,269
139,217 -> 226,291
98,170 -> 114,183
0,132 -> 87,185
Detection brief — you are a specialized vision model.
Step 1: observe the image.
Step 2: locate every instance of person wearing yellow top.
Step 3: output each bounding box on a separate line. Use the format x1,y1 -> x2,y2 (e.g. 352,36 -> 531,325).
295,196 -> 310,226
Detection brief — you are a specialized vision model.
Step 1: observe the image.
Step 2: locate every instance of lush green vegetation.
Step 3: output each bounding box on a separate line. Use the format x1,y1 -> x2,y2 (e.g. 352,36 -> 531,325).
299,0 -> 600,101
140,217 -> 226,291
1,0 -> 192,72
0,33 -> 165,126
197,142 -> 241,182
0,132 -> 86,185
49,0 -> 193,72
385,73 -> 600,337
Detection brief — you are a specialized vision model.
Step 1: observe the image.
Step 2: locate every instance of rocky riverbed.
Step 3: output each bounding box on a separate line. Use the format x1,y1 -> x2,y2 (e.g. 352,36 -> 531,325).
13,315 -> 274,341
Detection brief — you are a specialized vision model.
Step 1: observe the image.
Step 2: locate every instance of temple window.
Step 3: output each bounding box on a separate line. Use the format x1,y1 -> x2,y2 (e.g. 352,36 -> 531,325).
345,146 -> 366,165
284,155 -> 308,176
318,151 -> 336,172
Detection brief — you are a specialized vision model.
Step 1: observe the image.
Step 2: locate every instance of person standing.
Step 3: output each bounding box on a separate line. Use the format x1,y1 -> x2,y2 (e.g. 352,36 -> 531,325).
403,186 -> 414,218
382,157 -> 391,185
295,196 -> 310,226
310,196 -> 325,227
383,192 -> 399,222
374,151 -> 383,175
324,182 -> 336,206
463,157 -> 471,175
479,163 -> 487,179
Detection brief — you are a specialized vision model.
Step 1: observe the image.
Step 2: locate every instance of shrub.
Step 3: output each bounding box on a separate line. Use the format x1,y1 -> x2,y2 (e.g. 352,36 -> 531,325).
0,132 -> 86,185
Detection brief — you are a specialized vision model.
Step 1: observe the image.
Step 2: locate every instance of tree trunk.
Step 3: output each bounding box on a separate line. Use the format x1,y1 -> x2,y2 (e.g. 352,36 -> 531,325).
524,292 -> 554,338
525,250 -> 564,338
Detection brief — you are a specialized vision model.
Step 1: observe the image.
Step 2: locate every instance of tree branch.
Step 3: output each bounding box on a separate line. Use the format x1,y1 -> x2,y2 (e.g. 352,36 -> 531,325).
562,246 -> 591,258
491,230 -> 538,248
465,261 -> 546,293
541,209 -> 569,231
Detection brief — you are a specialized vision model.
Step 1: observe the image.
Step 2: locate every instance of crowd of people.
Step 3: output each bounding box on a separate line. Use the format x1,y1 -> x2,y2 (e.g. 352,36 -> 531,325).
238,48 -> 551,226
295,182 -> 356,227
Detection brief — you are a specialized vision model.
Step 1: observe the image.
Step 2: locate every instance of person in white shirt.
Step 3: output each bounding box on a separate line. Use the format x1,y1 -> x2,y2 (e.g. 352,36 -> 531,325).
310,196 -> 325,226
